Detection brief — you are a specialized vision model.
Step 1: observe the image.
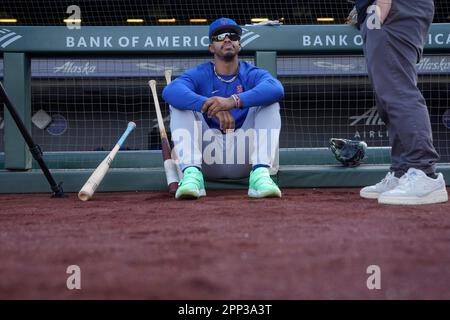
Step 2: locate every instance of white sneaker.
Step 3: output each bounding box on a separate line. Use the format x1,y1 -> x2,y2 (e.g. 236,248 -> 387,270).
360,172 -> 400,199
378,168 -> 448,205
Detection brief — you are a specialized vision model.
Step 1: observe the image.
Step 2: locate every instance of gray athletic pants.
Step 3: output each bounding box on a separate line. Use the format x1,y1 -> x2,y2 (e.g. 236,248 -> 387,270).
360,0 -> 439,176
169,103 -> 281,180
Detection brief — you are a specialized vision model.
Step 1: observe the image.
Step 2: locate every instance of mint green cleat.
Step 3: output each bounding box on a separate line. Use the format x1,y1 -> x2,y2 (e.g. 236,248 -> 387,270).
248,167 -> 282,198
175,167 -> 206,200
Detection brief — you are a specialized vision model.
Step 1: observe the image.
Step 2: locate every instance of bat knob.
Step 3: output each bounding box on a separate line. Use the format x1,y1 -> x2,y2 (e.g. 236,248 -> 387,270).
78,190 -> 92,201
128,121 -> 137,130
169,182 -> 178,195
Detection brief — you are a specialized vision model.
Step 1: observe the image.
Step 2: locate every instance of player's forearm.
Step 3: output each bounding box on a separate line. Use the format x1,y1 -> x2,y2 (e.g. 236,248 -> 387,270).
238,78 -> 284,108
162,83 -> 207,112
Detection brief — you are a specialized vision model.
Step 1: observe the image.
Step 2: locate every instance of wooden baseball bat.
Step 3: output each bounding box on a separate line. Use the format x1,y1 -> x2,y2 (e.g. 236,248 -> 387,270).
164,69 -> 183,180
78,122 -> 136,201
164,69 -> 172,86
148,79 -> 179,194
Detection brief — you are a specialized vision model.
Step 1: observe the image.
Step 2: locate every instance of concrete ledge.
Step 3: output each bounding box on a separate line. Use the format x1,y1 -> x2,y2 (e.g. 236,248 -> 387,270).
2,164 -> 450,194
278,164 -> 391,187
0,147 -> 393,169
0,167 -> 251,193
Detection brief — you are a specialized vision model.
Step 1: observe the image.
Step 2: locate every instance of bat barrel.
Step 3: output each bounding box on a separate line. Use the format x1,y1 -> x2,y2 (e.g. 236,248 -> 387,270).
78,189 -> 93,202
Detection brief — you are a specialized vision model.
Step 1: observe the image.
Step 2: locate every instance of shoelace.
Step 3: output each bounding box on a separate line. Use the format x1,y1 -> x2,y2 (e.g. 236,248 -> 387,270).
397,172 -> 419,189
377,172 -> 395,187
179,171 -> 202,186
253,173 -> 275,186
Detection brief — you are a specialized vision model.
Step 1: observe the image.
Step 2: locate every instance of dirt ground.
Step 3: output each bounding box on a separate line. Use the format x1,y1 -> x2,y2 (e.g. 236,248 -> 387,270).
1,188 -> 450,300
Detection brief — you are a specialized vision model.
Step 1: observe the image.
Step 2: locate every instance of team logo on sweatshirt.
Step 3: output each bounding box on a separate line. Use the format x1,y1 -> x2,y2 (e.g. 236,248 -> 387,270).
236,85 -> 243,93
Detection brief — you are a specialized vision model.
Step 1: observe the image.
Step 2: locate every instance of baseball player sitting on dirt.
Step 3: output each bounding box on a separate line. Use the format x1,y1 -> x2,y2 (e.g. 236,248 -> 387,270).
163,17 -> 284,200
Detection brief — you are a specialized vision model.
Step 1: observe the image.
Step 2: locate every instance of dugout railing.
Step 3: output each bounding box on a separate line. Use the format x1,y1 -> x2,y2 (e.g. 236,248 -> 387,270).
0,24 -> 449,193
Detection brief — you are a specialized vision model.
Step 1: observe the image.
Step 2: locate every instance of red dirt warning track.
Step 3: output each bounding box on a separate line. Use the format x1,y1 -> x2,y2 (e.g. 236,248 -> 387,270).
1,188 -> 450,299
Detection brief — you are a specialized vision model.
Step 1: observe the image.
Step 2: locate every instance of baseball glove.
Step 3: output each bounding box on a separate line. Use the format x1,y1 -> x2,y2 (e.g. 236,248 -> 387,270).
329,138 -> 367,167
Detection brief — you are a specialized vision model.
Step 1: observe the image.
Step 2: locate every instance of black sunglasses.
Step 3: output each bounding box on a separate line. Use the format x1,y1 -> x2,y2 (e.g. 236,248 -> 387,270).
211,32 -> 240,42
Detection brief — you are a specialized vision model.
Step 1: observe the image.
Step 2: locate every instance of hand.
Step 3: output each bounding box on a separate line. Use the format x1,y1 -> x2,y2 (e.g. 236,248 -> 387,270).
201,96 -> 235,118
376,0 -> 392,24
345,6 -> 358,26
214,110 -> 235,133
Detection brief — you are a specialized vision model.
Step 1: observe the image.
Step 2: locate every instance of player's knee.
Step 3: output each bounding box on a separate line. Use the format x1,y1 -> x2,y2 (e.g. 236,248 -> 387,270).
265,103 -> 281,123
169,107 -> 198,127
254,102 -> 280,115
169,105 -> 193,117
266,102 -> 280,111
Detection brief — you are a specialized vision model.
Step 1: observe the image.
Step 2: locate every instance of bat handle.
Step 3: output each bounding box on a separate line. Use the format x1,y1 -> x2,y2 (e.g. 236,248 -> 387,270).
117,121 -> 136,148
165,69 -> 172,85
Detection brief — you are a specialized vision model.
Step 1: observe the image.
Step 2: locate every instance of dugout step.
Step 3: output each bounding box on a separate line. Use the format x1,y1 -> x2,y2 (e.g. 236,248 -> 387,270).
1,164 -> 450,193
0,148 -> 393,170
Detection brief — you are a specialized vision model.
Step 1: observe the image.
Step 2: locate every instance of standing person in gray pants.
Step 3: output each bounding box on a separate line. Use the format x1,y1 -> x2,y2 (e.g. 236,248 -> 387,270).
348,0 -> 448,205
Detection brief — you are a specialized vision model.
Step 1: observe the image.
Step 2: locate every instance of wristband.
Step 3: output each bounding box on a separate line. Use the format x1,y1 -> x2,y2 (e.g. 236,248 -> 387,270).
231,94 -> 242,109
